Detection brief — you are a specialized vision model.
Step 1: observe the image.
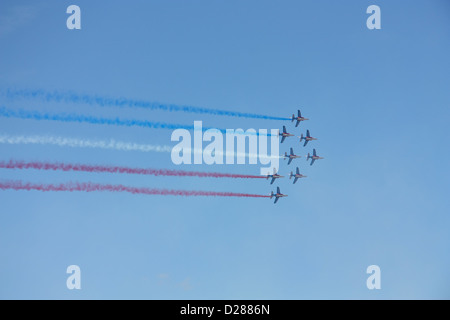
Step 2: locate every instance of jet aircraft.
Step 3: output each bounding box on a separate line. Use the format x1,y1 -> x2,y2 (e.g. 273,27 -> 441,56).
289,167 -> 307,184
270,187 -> 288,204
291,109 -> 309,127
307,148 -> 324,166
300,130 -> 317,147
284,148 -> 301,165
279,125 -> 294,143
266,168 -> 284,185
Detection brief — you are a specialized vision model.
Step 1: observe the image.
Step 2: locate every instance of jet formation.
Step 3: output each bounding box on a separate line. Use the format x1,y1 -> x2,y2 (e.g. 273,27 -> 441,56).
269,109 -> 324,203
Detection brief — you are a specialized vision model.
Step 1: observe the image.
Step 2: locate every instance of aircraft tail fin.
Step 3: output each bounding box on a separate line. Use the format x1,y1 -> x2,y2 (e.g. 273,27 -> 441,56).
307,153 -> 310,160
291,114 -> 295,122
270,191 -> 274,199
300,133 -> 304,142
289,171 -> 293,179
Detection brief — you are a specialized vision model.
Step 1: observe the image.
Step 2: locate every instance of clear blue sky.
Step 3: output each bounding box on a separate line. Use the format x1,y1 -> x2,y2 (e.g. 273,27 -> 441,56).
0,0 -> 449,299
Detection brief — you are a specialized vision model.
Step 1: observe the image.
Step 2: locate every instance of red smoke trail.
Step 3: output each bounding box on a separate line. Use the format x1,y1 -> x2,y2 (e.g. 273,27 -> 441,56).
0,180 -> 270,198
0,160 -> 266,179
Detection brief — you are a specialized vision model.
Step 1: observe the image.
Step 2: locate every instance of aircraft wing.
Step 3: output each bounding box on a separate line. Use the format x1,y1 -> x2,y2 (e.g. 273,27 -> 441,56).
293,177 -> 298,184
303,140 -> 308,147
274,197 -> 279,204
283,126 -> 287,133
298,110 -> 301,117
307,130 -> 310,137
288,158 -> 293,165
281,136 -> 286,143
277,187 -> 280,194
290,147 -> 294,155
296,167 -> 300,174
270,177 -> 276,184
310,158 -> 316,166
295,120 -> 300,127
313,149 -> 317,156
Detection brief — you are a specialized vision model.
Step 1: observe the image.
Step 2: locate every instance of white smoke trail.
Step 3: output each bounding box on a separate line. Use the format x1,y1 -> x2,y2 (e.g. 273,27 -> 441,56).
0,134 -> 172,153
0,134 -> 281,159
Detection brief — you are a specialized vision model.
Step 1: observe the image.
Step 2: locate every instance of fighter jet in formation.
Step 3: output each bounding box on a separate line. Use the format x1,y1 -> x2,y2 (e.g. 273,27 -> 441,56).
300,130 -> 317,147
284,148 -> 301,165
291,109 -> 309,127
289,167 -> 307,184
279,125 -> 294,143
307,149 -> 323,166
264,109 -> 323,202
266,168 -> 284,185
270,187 -> 288,204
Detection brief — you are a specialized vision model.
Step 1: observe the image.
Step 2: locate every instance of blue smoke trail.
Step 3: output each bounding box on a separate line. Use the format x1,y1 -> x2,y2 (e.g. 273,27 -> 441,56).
1,88 -> 291,121
0,107 -> 275,136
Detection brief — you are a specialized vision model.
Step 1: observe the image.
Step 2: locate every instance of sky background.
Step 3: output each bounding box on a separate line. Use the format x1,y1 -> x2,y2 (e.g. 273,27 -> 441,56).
0,0 -> 449,299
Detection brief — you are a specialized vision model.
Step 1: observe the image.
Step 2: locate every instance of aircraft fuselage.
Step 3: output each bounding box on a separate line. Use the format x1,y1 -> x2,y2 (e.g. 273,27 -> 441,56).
268,174 -> 283,179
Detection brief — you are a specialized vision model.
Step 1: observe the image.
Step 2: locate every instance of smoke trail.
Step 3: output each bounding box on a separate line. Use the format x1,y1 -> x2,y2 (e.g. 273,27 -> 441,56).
0,180 -> 271,198
0,134 -> 172,153
0,134 -> 281,160
1,88 -> 290,121
0,107 -> 275,136
0,160 -> 266,179
0,107 -> 200,131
